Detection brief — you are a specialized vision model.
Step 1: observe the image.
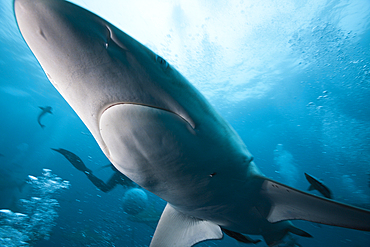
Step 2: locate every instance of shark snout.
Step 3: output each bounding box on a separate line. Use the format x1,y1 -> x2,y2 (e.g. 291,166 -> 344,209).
15,0 -> 196,154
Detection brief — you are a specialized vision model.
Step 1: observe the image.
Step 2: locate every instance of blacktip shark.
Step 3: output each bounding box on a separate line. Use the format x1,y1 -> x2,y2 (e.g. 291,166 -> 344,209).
37,106 -> 52,128
304,173 -> 332,199
14,0 -> 370,246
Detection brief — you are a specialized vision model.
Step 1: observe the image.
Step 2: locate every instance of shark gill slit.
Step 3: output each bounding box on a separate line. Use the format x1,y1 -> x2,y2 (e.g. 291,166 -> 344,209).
102,102 -> 196,130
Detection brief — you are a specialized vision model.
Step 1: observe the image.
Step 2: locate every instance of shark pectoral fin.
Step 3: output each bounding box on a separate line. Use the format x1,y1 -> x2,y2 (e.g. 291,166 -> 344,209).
260,178 -> 370,231
150,204 -> 223,247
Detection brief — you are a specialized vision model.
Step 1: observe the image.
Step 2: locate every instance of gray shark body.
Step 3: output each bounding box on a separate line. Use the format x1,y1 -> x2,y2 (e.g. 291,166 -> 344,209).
14,0 -> 370,246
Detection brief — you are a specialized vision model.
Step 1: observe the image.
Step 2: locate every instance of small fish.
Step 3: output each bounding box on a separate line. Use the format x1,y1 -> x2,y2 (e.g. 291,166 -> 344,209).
38,106 -> 52,129
305,173 -> 332,199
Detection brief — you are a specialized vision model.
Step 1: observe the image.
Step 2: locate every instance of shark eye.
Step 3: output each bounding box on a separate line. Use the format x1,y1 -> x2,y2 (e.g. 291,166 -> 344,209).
156,55 -> 169,69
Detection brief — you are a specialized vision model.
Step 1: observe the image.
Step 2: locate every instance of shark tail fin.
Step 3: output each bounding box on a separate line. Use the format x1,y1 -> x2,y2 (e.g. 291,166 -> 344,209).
259,177 -> 370,231
150,203 -> 223,247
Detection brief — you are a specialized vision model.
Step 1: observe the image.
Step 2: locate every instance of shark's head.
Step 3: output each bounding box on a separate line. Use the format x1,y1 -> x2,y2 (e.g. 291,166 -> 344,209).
14,0 -> 206,157
15,0 -> 253,193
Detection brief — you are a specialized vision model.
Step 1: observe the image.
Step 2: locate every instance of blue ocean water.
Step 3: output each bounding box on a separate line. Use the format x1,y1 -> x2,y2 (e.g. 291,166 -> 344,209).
1,0 -> 370,246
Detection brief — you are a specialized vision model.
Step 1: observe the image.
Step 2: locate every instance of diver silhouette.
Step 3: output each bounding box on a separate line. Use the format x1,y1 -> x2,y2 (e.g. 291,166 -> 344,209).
51,148 -> 136,192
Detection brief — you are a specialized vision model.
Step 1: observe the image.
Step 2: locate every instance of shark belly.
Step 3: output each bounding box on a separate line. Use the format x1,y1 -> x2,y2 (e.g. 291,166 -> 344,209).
99,103 -> 262,230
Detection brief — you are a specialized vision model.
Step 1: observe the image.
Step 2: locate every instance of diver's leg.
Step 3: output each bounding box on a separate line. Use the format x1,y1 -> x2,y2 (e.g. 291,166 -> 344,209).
85,172 -> 110,192
105,171 -> 137,192
103,172 -> 124,192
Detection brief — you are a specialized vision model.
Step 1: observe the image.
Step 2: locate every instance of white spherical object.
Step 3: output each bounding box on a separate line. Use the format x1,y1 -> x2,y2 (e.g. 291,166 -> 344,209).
122,188 -> 148,215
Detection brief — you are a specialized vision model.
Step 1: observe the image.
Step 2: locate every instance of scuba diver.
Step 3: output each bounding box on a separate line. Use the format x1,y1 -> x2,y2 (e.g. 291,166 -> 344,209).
52,148 -> 162,221
51,148 -> 136,192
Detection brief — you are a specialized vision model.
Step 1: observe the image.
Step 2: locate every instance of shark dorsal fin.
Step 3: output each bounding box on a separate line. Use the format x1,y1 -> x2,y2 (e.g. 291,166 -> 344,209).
150,204 -> 223,247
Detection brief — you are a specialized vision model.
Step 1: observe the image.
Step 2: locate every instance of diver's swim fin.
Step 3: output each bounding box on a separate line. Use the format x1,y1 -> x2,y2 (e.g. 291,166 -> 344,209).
51,148 -> 91,173
259,177 -> 370,231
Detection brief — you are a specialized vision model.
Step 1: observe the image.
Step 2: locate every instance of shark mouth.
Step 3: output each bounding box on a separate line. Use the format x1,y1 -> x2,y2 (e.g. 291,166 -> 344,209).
103,102 -> 196,130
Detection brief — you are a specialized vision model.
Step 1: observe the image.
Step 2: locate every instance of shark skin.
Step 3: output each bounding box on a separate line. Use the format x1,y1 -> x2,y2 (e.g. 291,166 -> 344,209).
14,0 -> 370,246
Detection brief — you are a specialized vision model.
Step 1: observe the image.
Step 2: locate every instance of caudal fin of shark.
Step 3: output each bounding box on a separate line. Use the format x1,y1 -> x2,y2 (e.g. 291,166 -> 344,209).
150,204 -> 223,247
259,177 -> 370,231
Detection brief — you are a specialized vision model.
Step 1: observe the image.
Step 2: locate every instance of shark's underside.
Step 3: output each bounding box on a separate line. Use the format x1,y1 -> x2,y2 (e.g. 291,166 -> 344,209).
14,0 -> 370,246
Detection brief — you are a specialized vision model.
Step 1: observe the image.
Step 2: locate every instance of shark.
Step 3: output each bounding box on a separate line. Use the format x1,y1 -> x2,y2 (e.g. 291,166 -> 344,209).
37,106 -> 52,128
304,173 -> 332,199
14,0 -> 370,246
